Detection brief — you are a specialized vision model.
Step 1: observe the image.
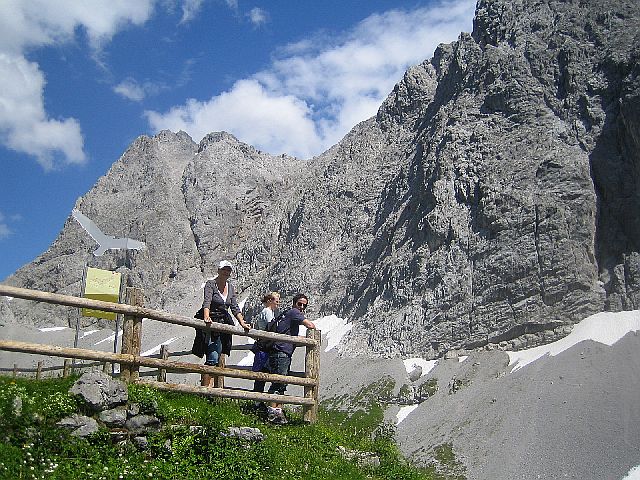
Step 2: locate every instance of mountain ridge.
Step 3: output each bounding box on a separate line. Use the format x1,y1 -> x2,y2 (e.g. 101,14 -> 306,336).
2,0 -> 639,362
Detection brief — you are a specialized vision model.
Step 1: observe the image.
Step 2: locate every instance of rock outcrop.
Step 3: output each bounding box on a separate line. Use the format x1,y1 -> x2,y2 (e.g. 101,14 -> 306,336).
2,0 -> 639,359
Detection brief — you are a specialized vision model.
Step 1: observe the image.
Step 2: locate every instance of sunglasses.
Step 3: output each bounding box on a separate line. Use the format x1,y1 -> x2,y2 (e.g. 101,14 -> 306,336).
296,301 -> 308,309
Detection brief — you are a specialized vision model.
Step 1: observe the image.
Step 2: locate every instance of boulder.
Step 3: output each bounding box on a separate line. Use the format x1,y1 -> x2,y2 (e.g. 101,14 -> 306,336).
70,371 -> 128,412
98,408 -> 127,427
124,414 -> 161,435
56,414 -> 100,438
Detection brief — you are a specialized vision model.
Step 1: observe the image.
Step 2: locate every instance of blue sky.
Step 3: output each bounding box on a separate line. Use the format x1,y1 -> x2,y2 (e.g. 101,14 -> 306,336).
0,0 -> 475,281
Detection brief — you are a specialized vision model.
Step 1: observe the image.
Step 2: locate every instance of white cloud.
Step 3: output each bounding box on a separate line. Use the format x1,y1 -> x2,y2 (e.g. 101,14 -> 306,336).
0,224 -> 13,239
145,79 -> 323,157
0,211 -> 11,239
114,78 -> 147,102
180,0 -> 204,24
0,52 -> 85,169
247,7 -> 269,27
145,0 -> 476,158
114,77 -> 166,102
0,0 -> 155,169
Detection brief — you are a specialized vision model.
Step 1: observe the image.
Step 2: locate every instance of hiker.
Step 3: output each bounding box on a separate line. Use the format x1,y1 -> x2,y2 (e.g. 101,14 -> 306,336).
266,293 -> 315,424
250,292 -> 280,407
200,260 -> 250,387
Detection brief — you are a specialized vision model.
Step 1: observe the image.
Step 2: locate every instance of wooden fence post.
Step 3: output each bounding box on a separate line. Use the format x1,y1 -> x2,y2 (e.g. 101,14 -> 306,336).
63,359 -> 71,377
157,345 -> 168,382
214,354 -> 226,388
303,329 -> 321,423
13,364 -> 18,378
120,287 -> 144,382
36,361 -> 43,379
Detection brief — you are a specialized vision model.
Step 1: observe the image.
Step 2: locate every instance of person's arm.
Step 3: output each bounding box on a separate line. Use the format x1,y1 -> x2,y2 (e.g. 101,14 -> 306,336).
228,283 -> 250,330
202,281 -> 214,323
302,319 -> 315,329
236,311 -> 250,330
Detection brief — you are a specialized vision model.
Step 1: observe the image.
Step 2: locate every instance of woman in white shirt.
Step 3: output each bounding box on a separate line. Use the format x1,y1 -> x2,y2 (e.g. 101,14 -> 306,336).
251,292 -> 280,396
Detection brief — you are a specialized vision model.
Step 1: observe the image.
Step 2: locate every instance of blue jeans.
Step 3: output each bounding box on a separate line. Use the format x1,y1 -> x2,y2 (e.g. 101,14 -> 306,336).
204,332 -> 222,366
267,351 -> 291,396
252,350 -> 270,393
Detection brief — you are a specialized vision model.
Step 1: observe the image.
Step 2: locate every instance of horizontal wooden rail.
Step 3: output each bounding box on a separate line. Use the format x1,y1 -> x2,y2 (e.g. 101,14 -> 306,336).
0,340 -> 317,387
138,380 -> 315,406
0,284 -> 315,348
0,361 -> 103,373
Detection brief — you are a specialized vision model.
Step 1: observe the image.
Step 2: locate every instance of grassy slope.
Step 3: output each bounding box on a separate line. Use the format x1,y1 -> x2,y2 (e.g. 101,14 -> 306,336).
0,375 -> 463,480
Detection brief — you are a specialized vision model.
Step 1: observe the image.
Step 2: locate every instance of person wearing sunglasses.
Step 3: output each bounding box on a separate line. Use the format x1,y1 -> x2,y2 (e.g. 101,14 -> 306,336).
266,293 -> 315,424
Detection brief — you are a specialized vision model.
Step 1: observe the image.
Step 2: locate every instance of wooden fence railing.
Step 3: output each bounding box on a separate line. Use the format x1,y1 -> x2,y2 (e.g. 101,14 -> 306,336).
0,284 -> 321,422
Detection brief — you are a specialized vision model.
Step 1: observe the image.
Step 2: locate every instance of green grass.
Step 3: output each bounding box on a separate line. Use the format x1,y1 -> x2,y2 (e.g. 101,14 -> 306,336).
0,375 -> 465,480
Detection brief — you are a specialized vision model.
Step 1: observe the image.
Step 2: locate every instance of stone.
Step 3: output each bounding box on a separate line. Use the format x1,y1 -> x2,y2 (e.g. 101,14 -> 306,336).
127,403 -> 140,417
56,414 -> 100,438
223,427 -> 264,443
109,429 -> 128,442
337,446 -> 381,468
444,351 -> 459,360
98,408 -> 127,427
70,372 -> 128,412
132,436 -> 148,450
408,366 -> 423,382
125,414 -> 161,435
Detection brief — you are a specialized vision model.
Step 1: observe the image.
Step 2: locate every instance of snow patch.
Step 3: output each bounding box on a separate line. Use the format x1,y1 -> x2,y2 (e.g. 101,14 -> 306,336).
94,330 -> 123,346
622,465 -> 640,480
237,352 -> 254,367
396,404 -> 419,424
141,337 -> 178,357
403,358 -> 438,378
508,310 -> 640,372
80,329 -> 100,338
458,356 -> 468,363
38,326 -> 67,332
313,314 -> 352,352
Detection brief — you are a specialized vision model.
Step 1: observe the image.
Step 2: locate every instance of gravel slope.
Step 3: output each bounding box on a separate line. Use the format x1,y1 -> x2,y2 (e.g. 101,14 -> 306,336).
394,333 -> 640,479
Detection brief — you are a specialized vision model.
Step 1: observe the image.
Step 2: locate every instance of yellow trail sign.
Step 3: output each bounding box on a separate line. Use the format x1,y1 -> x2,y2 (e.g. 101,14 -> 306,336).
82,267 -> 122,320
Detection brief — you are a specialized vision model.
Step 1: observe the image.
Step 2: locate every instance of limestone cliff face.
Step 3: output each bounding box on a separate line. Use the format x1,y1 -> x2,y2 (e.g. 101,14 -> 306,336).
2,0 -> 639,359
